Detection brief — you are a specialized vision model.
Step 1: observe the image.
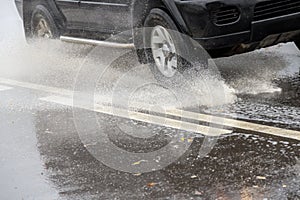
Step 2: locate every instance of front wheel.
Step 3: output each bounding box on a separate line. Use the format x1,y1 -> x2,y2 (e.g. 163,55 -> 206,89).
143,9 -> 208,81
143,9 -> 194,81
150,25 -> 178,78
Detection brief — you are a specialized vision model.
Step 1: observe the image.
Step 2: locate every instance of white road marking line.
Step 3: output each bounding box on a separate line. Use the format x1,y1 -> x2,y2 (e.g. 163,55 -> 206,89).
0,85 -> 12,91
1,77 -> 299,140
40,95 -> 232,137
0,78 -> 72,96
129,102 -> 300,141
165,109 -> 300,141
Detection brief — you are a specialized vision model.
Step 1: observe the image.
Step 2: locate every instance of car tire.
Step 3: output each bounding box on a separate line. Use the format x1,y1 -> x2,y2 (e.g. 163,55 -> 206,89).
143,9 -> 206,81
30,4 -> 59,39
143,9 -> 187,80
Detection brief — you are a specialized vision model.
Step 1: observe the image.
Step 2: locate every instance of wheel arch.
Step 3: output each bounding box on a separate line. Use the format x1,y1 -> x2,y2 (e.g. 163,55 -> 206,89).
23,0 -> 66,37
131,0 -> 190,35
131,0 -> 191,64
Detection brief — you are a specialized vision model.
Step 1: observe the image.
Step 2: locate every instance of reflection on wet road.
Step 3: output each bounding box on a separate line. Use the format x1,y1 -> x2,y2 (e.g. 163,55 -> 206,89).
33,110 -> 299,200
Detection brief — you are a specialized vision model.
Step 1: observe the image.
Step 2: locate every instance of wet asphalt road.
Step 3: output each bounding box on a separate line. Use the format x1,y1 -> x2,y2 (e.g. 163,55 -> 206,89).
1,2 -> 300,200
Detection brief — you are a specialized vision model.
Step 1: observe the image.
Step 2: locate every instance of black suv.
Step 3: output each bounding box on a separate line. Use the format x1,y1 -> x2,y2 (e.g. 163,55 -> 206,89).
16,0 -> 300,77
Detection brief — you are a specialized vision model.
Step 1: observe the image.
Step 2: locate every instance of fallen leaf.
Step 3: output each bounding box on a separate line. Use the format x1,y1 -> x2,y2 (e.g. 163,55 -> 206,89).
132,160 -> 147,166
187,138 -> 193,143
194,190 -> 202,196
191,175 -> 197,179
256,176 -> 266,180
147,182 -> 158,187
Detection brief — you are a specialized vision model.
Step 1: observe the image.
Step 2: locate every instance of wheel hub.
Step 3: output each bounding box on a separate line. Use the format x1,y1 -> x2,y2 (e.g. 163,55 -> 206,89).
162,43 -> 171,57
151,26 -> 178,78
35,18 -> 53,39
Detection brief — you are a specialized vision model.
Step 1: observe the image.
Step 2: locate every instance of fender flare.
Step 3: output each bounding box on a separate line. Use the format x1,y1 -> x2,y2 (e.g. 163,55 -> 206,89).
131,0 -> 190,35
131,0 -> 191,63
160,0 -> 190,35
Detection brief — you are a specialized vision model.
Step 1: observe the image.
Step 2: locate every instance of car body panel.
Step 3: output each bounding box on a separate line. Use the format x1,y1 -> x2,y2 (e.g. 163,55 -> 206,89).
251,12 -> 300,42
54,0 -> 85,29
79,0 -> 132,33
18,0 -> 300,57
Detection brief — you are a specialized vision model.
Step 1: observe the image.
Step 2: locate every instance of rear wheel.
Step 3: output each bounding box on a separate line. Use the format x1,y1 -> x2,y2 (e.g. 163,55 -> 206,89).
30,4 -> 59,39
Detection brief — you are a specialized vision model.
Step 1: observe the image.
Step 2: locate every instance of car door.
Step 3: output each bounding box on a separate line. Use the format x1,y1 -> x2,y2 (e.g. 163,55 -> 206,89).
79,0 -> 132,34
55,0 -> 87,29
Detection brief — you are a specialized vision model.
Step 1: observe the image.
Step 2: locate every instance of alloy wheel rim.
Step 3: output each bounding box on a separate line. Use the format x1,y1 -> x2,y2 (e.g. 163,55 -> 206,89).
151,26 -> 177,78
35,18 -> 53,38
